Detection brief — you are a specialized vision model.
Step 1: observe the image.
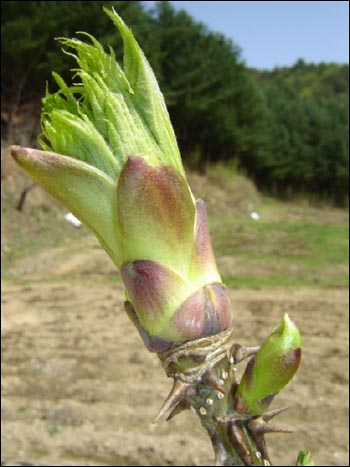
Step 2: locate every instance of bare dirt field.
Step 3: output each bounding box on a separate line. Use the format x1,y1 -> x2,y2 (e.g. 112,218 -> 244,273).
1,236 -> 349,466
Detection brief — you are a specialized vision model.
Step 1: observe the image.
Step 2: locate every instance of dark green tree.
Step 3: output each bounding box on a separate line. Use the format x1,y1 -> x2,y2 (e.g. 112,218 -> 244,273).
1,1 -> 151,103
151,1 -> 271,172
252,61 -> 349,204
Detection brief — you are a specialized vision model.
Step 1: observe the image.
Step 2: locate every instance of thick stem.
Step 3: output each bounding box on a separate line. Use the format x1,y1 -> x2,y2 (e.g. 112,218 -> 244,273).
157,328 -> 272,466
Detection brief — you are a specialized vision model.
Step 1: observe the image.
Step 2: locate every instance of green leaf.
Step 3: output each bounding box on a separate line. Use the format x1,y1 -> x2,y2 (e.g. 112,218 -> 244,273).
104,8 -> 185,177
40,9 -> 185,181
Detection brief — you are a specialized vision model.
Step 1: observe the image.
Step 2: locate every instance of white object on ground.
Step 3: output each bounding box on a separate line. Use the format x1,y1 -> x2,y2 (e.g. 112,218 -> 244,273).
250,211 -> 260,221
64,212 -> 82,228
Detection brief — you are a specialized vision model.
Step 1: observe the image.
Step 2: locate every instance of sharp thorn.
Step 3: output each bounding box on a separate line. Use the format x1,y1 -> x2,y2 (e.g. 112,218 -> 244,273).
250,419 -> 292,435
262,406 -> 289,422
249,414 -> 293,436
166,399 -> 191,421
152,379 -> 190,424
265,424 -> 293,434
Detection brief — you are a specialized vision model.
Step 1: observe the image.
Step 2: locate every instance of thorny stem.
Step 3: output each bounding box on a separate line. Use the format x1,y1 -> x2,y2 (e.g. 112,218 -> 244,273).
156,328 -> 277,466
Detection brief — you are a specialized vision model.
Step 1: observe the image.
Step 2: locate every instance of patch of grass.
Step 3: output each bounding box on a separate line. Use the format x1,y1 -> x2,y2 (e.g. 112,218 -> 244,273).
211,216 -> 349,287
46,424 -> 61,436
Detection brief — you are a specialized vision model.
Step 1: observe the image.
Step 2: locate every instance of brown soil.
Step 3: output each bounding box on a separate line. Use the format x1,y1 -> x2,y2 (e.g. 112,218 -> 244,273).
1,237 -> 349,466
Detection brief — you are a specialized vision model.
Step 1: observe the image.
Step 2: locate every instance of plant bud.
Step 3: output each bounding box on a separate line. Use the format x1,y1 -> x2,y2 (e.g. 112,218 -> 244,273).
10,9 -> 233,352
236,313 -> 301,414
296,450 -> 314,466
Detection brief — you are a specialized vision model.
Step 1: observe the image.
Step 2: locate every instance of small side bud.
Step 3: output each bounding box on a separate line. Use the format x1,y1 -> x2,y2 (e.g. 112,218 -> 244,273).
235,313 -> 301,415
296,450 -> 314,466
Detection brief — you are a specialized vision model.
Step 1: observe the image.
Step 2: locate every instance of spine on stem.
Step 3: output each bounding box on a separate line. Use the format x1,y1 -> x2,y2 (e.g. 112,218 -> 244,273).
154,313 -> 301,466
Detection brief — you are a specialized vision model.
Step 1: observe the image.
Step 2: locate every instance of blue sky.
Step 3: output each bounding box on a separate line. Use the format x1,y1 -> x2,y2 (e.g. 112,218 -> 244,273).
144,1 -> 349,69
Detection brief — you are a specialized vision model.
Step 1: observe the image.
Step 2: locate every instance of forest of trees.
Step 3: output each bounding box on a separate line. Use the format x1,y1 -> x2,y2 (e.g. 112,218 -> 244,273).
1,1 -> 349,204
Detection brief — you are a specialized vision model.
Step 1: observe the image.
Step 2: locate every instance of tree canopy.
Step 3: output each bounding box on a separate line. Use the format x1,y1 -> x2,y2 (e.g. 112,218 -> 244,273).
252,60 -> 349,204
